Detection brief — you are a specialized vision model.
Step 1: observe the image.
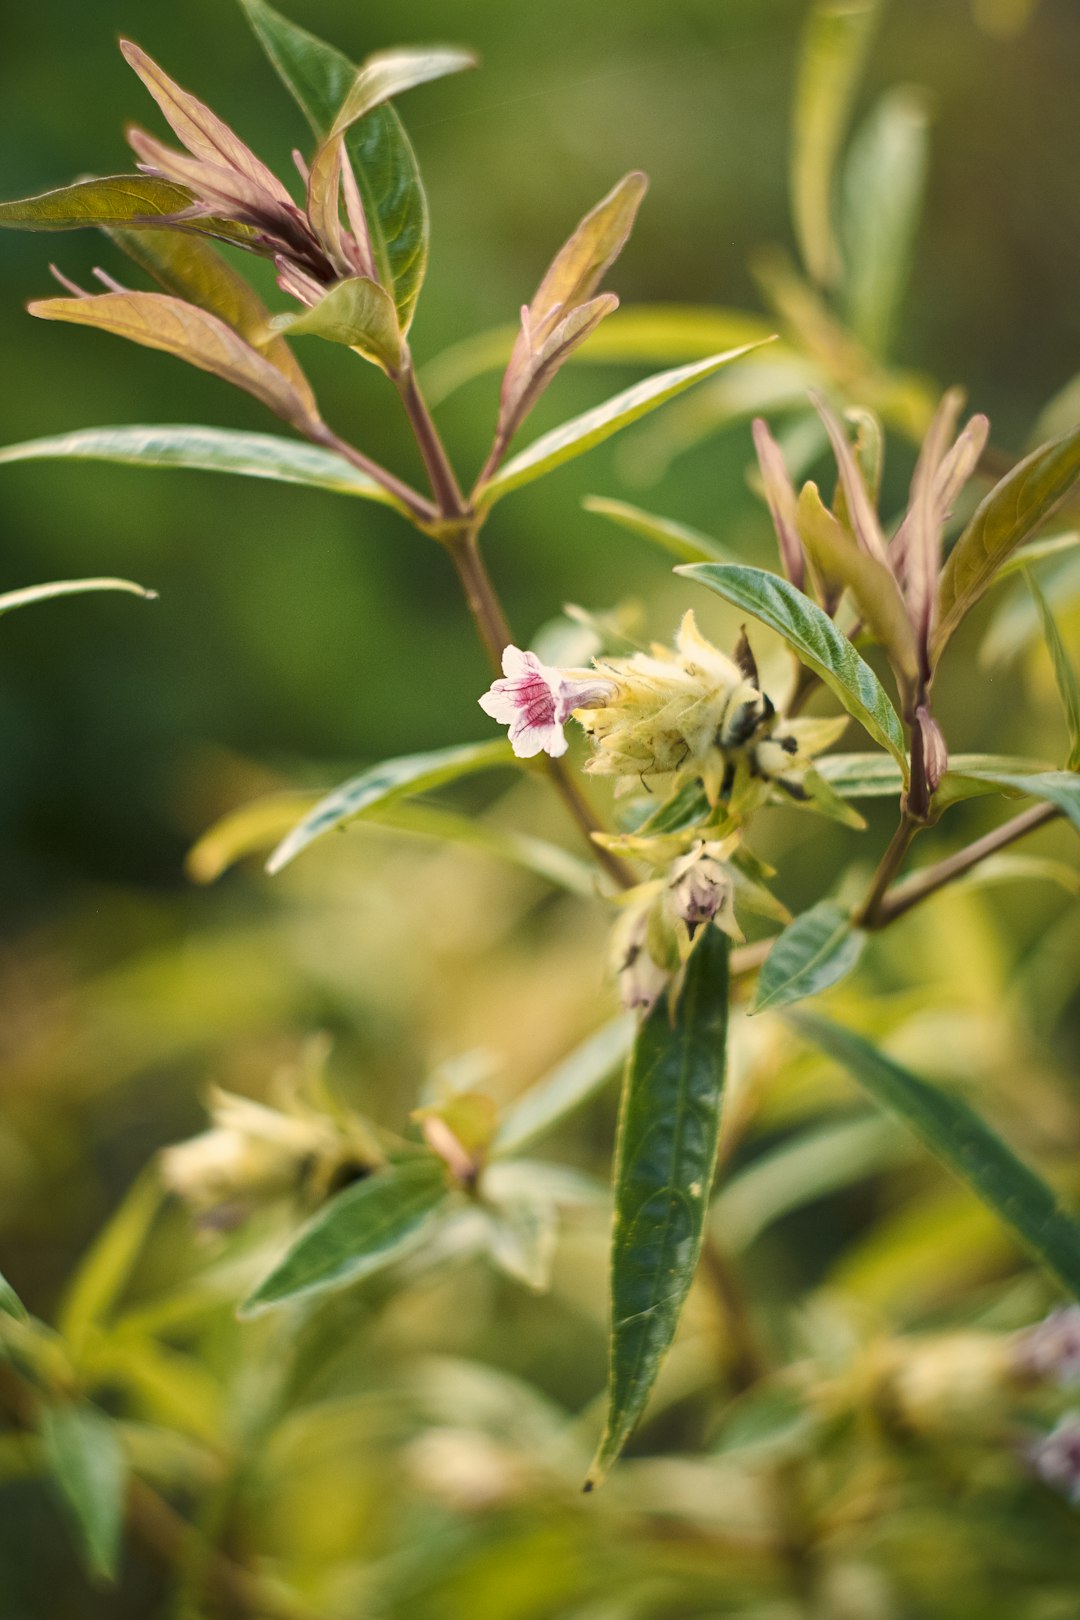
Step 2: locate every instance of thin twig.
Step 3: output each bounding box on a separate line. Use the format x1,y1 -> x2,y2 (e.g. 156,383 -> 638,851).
309,422 -> 438,526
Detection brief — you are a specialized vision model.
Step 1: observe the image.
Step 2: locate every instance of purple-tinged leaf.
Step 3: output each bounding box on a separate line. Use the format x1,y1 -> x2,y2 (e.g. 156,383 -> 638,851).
329,46 -> 477,138
275,276 -> 403,374
902,388 -> 964,671
811,392 -> 891,566
752,417 -> 804,587
0,175 -> 256,246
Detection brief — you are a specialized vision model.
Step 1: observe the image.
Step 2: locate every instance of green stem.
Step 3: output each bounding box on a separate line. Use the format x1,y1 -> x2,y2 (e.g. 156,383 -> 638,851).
853,811 -> 920,929
396,364 -> 468,520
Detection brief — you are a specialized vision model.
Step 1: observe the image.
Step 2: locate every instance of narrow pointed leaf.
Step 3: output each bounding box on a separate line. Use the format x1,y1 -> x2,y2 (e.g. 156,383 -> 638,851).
0,1271 -> 27,1323
29,293 -> 322,433
752,901 -> 865,1014
792,1012 -> 1080,1300
812,392 -> 891,564
587,927 -> 730,1488
0,577 -> 156,617
266,740 -> 516,874
1025,571 -> 1080,768
791,0 -> 881,286
947,768 -> 1080,833
841,86 -> 930,358
523,173 -> 647,338
753,417 -> 804,586
330,46 -> 476,137
500,294 -> 620,439
240,1157 -> 450,1314
238,0 -> 431,330
109,226 -> 314,405
495,1017 -> 634,1158
41,1403 -> 126,1581
476,345 -> 769,507
0,424 -> 398,506
583,497 -> 731,565
678,562 -> 907,768
276,276 -> 403,372
0,175 -> 256,246
934,424 -> 1080,656
58,1173 -> 163,1354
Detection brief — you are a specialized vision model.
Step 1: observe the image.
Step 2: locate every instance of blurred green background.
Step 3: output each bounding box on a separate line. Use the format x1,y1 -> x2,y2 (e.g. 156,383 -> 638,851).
1,1 -> 1079,1615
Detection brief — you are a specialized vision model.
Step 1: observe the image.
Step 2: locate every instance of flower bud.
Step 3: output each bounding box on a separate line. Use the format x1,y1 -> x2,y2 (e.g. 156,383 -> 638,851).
667,841 -> 742,940
609,889 -> 672,1015
1030,1412 -> 1080,1505
1015,1306 -> 1080,1387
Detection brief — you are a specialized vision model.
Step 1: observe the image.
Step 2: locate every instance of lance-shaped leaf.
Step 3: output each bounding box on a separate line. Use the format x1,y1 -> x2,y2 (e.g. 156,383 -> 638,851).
0,577 -> 156,617
266,739 -> 516,874
796,479 -> 918,681
329,46 -> 476,138
274,276 -> 403,373
109,226 -> 314,406
238,0 -> 433,331
0,424 -> 398,506
28,292 -> 322,434
476,344 -> 769,508
811,392 -> 891,565
792,1012 -> 1080,1301
586,927 -> 730,1489
841,86 -> 930,359
946,768 -> 1080,833
752,900 -> 866,1014
41,1402 -> 127,1581
583,497 -> 731,566
791,0 -> 881,286
0,1270 -> 28,1323
1025,571 -> 1080,769
678,562 -> 908,769
240,1156 -> 450,1314
498,173 -> 647,442
121,39 -> 294,207
934,424 -> 1080,656
0,175 -> 257,246
494,1017 -> 634,1159
902,389 -> 964,670
753,417 -> 804,587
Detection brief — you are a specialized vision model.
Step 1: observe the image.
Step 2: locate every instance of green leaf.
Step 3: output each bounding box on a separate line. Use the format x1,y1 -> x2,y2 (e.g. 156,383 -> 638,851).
752,901 -> 866,1014
240,1157 -> 450,1314
0,1270 -> 27,1323
29,292 -> 322,434
792,1012 -> 1080,1301
946,769 -> 1080,833
959,853 -> 1080,899
994,531 -> 1080,579
934,424 -> 1080,656
791,0 -> 881,286
586,927 -> 730,1488
265,740 -> 516,874
40,1403 -> 126,1581
582,497 -> 732,566
814,751 -> 1052,804
494,1017 -> 634,1158
274,275 -> 403,372
0,425 -> 400,508
1025,571 -> 1080,769
0,175 -> 255,246
328,46 -> 476,138
678,563 -> 907,768
58,1172 -> 163,1357
475,345 -> 769,508
0,577 -> 157,617
238,0 -> 432,331
841,86 -> 931,358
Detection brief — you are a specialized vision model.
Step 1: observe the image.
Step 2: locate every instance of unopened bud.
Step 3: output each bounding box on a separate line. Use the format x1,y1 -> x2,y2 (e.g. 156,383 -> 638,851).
1030,1412 -> 1080,1505
610,891 -> 672,1015
1015,1306 -> 1080,1387
667,842 -> 742,941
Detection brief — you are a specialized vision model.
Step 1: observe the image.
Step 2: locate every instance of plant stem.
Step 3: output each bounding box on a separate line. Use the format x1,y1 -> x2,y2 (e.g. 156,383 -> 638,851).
397,364 -> 468,519
309,422 -> 438,526
854,811 -> 920,928
870,801 -> 1060,927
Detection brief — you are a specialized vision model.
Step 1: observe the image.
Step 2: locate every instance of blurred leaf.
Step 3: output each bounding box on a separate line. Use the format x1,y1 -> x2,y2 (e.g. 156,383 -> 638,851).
40,1403 -> 126,1581
186,789 -> 322,882
713,1384 -> 820,1461
841,86 -> 931,358
28,292 -> 323,433
59,1172 -> 163,1358
711,1113 -> 910,1252
947,768 -> 1080,832
265,740 -> 517,874
480,1197 -> 558,1292
0,424 -> 400,507
752,901 -> 866,1013
109,226 -> 314,404
994,531 -> 1080,579
329,46 -> 476,137
792,1012 -> 1080,1300
586,927 -> 730,1488
0,1270 -> 28,1323
678,563 -> 907,766
582,497 -> 731,566
934,425 -> 1080,656
1025,571 -> 1080,768
0,175 -> 255,246
241,1157 -> 451,1315
494,1017 -> 634,1158
814,751 -> 1051,804
421,305 -> 777,405
791,0 -> 881,286
275,275 -> 403,372
476,346 -> 770,506
92,1337 -> 222,1445
1032,372 -> 1080,447
0,577 -> 156,617
959,853 -> 1080,898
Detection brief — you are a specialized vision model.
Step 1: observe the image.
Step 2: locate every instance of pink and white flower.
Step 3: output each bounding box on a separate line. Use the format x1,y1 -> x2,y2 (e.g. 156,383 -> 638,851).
479,646 -> 616,759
